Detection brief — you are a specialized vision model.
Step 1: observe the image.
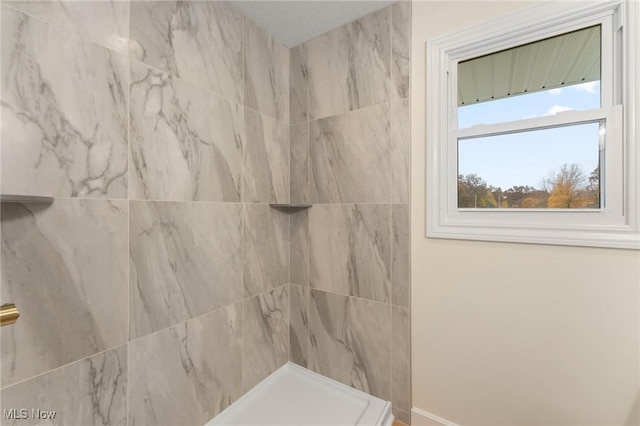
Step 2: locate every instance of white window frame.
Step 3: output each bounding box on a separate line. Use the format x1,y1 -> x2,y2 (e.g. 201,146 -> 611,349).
426,0 -> 640,249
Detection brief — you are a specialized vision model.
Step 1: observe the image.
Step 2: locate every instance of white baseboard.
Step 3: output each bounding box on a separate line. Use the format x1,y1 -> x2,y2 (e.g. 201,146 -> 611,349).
411,407 -> 459,426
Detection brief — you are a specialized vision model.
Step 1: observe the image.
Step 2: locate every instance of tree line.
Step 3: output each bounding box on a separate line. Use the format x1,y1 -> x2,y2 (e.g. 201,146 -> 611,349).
458,163 -> 600,208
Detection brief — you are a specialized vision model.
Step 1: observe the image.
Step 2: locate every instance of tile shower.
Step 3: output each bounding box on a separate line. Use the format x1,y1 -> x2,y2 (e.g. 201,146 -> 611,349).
0,1 -> 411,424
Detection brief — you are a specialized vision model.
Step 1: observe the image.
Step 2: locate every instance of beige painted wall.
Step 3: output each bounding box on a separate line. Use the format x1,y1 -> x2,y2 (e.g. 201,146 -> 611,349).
411,1 -> 640,425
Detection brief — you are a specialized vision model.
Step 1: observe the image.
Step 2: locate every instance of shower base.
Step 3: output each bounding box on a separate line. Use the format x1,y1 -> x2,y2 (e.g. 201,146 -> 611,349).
206,362 -> 394,426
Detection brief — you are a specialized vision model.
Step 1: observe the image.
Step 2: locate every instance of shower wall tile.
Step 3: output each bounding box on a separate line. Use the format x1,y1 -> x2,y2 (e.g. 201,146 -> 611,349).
129,61 -> 244,202
392,306 -> 411,418
290,284 -> 309,368
392,1 -> 411,100
392,98 -> 411,204
129,201 -> 242,339
128,304 -> 242,426
244,109 -> 290,204
243,204 -> 289,299
309,204 -> 390,303
4,0 -> 130,54
290,44 -> 308,124
0,345 -> 127,426
290,209 -> 309,286
1,199 -> 128,386
290,122 -> 309,205
1,6 -> 128,198
392,204 -> 410,307
243,285 -> 290,392
393,408 -> 412,425
309,289 -> 391,401
310,104 -> 390,203
244,19 -> 289,121
306,7 -> 391,120
129,0 -> 243,103
0,1 -> 410,422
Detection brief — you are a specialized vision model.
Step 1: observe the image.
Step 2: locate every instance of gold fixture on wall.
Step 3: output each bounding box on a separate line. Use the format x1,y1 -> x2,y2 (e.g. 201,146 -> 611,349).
1,303 -> 20,327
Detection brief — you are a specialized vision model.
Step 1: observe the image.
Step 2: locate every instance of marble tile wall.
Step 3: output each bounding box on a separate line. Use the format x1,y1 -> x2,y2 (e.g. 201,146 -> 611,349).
129,201 -> 243,339
129,0 -> 244,104
1,1 -> 291,425
242,285 -> 290,392
288,1 -> 412,423
2,0 -> 411,424
1,345 -> 128,426
128,61 -> 244,202
1,5 -> 129,198
128,305 -> 242,425
1,200 -> 128,387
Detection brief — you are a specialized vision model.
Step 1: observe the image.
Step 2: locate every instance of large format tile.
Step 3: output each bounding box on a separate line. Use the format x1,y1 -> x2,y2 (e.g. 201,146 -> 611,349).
130,0 -> 243,103
306,7 -> 391,120
392,1 -> 411,100
392,99 -> 411,204
4,0 -> 129,54
290,284 -> 309,368
290,122 -> 309,204
244,18 -> 289,121
1,199 -> 128,386
243,286 -> 289,392
392,306 -> 411,417
393,408 -> 411,425
290,44 -> 308,124
244,109 -> 289,203
309,204 -> 390,303
309,290 -> 391,400
310,104 -> 390,203
243,205 -> 289,299
129,201 -> 242,339
1,7 -> 128,198
290,208 -> 309,286
392,204 -> 410,307
128,304 -> 242,426
129,61 -> 244,202
0,346 -> 127,426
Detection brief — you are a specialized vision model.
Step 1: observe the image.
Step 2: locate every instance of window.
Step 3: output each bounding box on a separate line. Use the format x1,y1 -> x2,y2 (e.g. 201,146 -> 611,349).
426,0 -> 640,249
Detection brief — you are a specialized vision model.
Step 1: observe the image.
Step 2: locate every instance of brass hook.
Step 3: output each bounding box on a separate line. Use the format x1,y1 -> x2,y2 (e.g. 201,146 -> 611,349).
1,303 -> 20,327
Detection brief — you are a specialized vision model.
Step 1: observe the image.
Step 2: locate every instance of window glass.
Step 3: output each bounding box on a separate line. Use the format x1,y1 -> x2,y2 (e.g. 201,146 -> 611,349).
458,82 -> 601,128
456,25 -> 603,209
458,122 -> 604,208
458,122 -> 601,208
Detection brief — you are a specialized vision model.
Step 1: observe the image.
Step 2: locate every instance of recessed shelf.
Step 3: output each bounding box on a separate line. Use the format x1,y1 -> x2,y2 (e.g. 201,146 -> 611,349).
0,194 -> 54,204
269,203 -> 312,211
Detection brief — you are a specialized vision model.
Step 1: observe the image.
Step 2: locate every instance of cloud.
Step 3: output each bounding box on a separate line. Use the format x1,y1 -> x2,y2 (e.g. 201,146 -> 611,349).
572,81 -> 599,93
548,88 -> 563,95
545,104 -> 572,116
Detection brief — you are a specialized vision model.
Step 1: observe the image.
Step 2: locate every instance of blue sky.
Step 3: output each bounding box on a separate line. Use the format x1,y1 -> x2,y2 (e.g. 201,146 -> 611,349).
457,81 -> 601,190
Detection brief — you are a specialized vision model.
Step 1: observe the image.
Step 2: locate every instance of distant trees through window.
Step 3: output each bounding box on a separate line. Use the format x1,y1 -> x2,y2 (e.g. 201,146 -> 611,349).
458,163 -> 600,208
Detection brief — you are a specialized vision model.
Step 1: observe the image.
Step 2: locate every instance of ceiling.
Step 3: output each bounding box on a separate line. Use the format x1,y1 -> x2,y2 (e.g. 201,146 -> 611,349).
229,1 -> 395,48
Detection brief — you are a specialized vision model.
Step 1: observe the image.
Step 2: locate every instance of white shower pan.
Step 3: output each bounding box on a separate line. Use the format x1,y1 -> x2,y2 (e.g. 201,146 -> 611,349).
206,362 -> 394,426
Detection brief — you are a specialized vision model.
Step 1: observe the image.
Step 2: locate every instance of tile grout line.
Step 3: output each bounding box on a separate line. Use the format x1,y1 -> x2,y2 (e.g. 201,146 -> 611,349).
388,0 -> 394,391
0,342 -> 129,392
388,2 -> 395,391
126,4 -> 132,420
305,51 -> 312,369
287,40 -> 293,365
130,58 -> 283,125
1,3 -> 128,58
127,282 -> 289,349
17,196 -> 408,207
